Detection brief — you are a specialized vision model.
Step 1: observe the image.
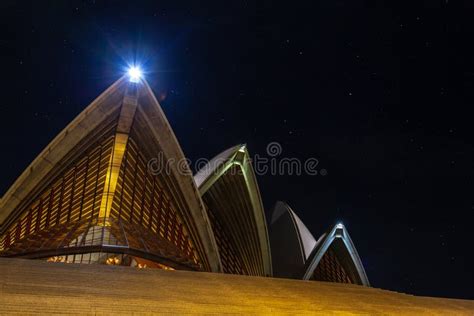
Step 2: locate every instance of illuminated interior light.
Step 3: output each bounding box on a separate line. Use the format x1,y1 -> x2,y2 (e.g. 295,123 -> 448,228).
128,66 -> 142,83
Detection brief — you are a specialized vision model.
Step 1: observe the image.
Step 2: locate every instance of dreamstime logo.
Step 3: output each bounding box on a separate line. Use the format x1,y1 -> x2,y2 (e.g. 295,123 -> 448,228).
147,142 -> 327,177
266,142 -> 282,157
252,141 -> 327,176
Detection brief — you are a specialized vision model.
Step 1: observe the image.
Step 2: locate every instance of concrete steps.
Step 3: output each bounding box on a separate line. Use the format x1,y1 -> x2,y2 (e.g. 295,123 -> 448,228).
1,258 -> 473,315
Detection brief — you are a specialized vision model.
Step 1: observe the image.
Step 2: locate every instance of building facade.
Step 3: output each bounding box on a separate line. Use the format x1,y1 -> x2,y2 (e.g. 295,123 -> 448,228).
0,76 -> 367,284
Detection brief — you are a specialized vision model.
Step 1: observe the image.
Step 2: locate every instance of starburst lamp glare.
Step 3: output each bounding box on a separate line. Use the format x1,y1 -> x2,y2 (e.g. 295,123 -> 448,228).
128,66 -> 142,83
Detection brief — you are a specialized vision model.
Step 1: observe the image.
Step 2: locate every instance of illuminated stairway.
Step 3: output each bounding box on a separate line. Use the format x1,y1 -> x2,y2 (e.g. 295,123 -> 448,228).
1,258 -> 473,315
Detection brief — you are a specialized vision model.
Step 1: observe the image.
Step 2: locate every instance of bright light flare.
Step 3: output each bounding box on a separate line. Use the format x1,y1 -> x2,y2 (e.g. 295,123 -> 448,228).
128,66 -> 142,83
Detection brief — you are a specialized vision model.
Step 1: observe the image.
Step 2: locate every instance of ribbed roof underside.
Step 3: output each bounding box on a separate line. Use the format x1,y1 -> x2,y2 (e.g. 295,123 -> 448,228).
0,77 -> 220,272
202,164 -> 264,276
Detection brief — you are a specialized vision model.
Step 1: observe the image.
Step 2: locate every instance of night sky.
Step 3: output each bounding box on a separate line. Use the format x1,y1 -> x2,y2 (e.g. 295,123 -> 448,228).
1,1 -> 473,299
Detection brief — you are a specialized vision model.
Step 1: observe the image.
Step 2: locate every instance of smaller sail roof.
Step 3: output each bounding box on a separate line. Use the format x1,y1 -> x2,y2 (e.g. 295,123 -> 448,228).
303,222 -> 370,286
194,144 -> 272,276
270,202 -> 369,286
271,201 -> 316,260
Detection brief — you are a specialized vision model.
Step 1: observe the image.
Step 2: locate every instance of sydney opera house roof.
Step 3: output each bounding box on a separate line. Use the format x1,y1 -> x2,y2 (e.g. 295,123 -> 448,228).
0,77 -> 362,277
0,73 -> 366,285
0,77 -> 220,272
270,201 -> 369,285
194,145 -> 272,276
